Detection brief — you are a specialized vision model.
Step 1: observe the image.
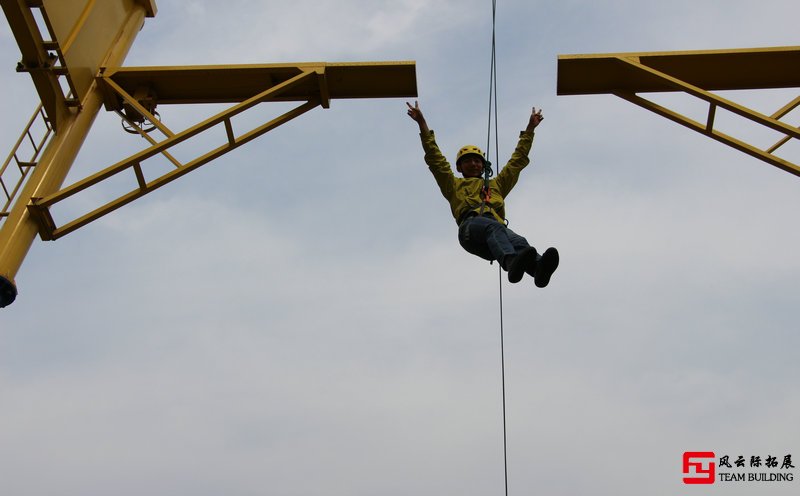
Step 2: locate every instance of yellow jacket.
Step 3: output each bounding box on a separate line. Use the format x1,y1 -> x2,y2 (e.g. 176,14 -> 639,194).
420,130 -> 535,225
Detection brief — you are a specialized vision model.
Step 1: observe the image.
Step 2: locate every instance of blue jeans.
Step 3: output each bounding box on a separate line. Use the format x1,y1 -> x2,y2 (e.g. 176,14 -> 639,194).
458,214 -> 532,269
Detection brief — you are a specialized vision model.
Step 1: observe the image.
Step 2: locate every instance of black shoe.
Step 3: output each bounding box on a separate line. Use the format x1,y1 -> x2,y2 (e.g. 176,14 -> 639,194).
534,247 -> 559,288
508,248 -> 536,284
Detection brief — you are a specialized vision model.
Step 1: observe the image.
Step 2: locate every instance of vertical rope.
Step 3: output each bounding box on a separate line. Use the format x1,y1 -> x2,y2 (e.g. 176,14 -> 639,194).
486,0 -> 499,166
498,259 -> 509,496
486,2 -> 509,496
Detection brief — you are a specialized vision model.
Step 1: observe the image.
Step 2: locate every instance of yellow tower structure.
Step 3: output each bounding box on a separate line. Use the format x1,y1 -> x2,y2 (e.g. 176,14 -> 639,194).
557,46 -> 800,176
0,0 -> 416,307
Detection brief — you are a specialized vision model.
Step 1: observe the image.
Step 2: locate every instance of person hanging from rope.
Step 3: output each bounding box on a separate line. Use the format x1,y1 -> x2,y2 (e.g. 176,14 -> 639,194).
406,101 -> 559,286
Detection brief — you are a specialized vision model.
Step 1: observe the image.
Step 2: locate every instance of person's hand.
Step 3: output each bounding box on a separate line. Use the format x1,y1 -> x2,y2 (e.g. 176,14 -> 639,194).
406,101 -> 425,123
526,107 -> 543,132
406,101 -> 429,133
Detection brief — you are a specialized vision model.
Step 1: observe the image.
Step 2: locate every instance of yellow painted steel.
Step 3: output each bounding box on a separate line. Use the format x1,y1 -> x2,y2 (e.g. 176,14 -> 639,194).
27,61 -> 416,240
30,71 -> 322,239
1,0 -> 157,131
42,0 -> 140,102
100,62 -> 417,107
558,46 -> 800,94
0,0 -> 150,306
0,104 -> 53,217
557,46 -> 800,177
0,0 -> 417,307
1,0 -> 70,131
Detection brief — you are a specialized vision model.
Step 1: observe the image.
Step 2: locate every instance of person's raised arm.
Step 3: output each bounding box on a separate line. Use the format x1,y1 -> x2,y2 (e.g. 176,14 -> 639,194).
406,100 -> 430,134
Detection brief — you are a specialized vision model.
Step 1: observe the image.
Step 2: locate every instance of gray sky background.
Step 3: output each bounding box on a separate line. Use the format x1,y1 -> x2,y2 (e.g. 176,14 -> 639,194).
1,1 -> 799,495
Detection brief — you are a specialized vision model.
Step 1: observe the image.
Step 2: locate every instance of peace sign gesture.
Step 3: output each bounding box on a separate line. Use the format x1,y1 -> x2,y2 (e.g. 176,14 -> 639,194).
406,101 -> 430,133
527,107 -> 544,132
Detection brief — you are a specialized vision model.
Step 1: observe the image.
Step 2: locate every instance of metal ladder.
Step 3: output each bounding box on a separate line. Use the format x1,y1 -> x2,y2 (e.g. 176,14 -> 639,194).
0,103 -> 53,223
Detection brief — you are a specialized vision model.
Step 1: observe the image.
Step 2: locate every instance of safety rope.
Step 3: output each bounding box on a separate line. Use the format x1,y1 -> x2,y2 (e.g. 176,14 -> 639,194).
485,2 -> 510,496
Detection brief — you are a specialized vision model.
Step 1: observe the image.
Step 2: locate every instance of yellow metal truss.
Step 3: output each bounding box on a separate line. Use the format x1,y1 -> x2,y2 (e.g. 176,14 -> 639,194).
27,62 -> 417,240
0,0 -> 416,307
557,46 -> 800,176
1,0 -> 158,132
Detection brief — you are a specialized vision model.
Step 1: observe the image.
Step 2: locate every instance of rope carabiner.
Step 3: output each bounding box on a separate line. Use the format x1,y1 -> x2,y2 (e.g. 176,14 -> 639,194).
478,160 -> 493,214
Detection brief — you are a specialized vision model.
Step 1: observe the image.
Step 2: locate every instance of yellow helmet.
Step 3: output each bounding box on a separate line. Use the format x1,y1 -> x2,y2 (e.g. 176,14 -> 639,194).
456,145 -> 486,170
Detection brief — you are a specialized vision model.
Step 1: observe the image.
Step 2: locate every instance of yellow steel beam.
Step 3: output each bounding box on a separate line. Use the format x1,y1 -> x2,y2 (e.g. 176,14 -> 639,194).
556,46 -> 800,177
99,61 -> 417,108
557,46 -> 800,95
30,100 -> 320,239
614,92 -> 800,177
29,69 -> 322,239
1,0 -> 158,132
611,56 -> 800,141
1,0 -> 417,307
0,0 -> 150,307
0,0 -> 69,131
102,74 -> 176,137
766,96 -> 800,154
24,61 -> 416,241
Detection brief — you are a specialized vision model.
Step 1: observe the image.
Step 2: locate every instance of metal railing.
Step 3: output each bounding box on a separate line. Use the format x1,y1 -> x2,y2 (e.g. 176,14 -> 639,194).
0,103 -> 53,223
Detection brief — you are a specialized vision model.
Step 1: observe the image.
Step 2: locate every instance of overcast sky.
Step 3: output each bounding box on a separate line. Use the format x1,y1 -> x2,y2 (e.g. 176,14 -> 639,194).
1,1 -> 799,495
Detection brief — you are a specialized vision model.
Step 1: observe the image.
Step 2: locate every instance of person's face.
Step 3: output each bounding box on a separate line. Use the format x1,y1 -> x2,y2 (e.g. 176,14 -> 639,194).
459,155 -> 484,178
